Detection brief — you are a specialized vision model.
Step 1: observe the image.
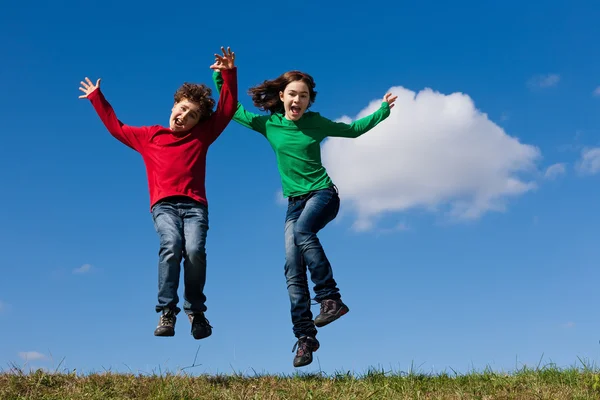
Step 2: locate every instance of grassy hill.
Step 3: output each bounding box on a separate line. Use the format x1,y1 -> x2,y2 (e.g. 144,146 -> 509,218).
3,363 -> 600,399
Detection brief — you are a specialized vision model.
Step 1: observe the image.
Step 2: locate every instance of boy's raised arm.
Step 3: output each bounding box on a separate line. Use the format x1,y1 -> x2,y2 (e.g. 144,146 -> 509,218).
202,47 -> 238,142
211,52 -> 268,135
79,77 -> 149,152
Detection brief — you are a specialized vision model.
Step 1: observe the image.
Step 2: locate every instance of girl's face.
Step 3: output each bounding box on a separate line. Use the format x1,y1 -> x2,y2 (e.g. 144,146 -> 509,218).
279,80 -> 310,121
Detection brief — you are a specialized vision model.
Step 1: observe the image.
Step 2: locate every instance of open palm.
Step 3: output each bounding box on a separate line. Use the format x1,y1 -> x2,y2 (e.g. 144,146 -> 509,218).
210,46 -> 235,71
78,77 -> 101,99
383,92 -> 397,109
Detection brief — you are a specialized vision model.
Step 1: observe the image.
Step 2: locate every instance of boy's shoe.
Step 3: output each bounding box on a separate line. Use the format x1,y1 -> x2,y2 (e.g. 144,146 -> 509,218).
314,298 -> 349,327
292,336 -> 320,367
188,312 -> 212,340
154,309 -> 177,336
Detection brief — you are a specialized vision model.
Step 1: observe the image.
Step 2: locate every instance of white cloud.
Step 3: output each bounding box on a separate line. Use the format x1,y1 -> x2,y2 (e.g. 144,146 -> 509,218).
73,264 -> 93,274
18,351 -> 47,361
527,74 -> 560,89
544,163 -> 566,180
562,322 -> 575,329
593,87 -> 600,97
576,147 -> 600,175
321,86 -> 541,231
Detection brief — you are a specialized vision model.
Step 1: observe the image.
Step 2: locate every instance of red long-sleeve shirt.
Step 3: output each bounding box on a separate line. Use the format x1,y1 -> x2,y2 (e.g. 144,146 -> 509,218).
87,68 -> 237,210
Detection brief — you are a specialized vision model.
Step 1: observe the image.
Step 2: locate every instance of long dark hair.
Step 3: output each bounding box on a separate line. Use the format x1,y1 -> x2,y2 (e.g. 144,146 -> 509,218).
248,71 -> 317,114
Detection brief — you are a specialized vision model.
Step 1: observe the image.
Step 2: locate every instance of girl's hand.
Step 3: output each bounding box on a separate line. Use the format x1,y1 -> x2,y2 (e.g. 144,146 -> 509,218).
383,92 -> 397,109
79,77 -> 101,98
210,46 -> 235,71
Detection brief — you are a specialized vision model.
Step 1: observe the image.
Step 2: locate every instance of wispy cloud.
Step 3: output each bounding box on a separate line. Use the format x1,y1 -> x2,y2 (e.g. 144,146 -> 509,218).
544,163 -> 566,180
562,322 -> 575,329
527,74 -> 560,89
556,130 -> 597,153
593,87 -> 600,97
18,351 -> 47,361
275,190 -> 287,206
73,264 -> 93,274
575,147 -> 600,175
375,223 -> 410,235
0,300 -> 13,314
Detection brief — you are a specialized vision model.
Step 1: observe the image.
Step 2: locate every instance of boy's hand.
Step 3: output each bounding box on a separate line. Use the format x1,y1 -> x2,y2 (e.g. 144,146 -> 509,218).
383,92 -> 397,109
210,46 -> 235,71
79,77 -> 101,98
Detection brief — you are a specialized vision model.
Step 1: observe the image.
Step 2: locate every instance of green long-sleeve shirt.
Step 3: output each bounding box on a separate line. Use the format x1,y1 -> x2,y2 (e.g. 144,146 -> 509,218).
213,71 -> 391,197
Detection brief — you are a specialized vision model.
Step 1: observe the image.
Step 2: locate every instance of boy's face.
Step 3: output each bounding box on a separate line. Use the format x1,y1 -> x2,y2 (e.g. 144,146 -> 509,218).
279,80 -> 310,121
169,99 -> 201,132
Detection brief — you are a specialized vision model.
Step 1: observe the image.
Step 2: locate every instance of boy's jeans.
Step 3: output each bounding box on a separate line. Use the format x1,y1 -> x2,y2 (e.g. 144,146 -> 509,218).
151,196 -> 209,315
284,186 -> 341,338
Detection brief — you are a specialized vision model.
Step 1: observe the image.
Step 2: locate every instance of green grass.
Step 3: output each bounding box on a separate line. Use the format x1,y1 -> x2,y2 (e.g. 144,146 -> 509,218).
2,363 -> 600,399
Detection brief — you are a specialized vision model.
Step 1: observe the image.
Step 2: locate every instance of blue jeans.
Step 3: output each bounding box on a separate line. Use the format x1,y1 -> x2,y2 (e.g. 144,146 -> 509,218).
151,197 -> 209,315
284,186 -> 341,338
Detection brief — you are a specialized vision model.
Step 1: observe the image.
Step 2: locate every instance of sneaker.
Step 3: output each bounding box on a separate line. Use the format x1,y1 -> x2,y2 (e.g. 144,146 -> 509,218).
292,336 -> 320,367
314,298 -> 349,327
154,309 -> 176,336
188,313 -> 212,340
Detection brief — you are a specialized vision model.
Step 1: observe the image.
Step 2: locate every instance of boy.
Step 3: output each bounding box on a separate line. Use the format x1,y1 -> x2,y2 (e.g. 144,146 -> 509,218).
78,47 -> 237,340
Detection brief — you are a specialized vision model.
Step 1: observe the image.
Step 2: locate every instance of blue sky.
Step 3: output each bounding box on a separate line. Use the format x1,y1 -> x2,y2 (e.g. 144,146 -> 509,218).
2,0 -> 600,376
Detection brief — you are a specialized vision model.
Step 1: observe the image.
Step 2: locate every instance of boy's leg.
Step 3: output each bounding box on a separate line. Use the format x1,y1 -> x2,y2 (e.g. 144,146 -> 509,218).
285,202 -> 319,367
181,201 -> 211,339
293,187 -> 349,327
151,201 -> 184,336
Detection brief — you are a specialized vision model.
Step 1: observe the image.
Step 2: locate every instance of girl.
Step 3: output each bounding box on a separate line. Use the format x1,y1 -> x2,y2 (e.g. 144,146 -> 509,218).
212,60 -> 396,367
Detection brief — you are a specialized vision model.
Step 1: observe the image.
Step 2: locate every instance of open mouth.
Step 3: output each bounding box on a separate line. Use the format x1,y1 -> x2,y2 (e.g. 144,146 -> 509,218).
290,105 -> 302,116
174,117 -> 184,128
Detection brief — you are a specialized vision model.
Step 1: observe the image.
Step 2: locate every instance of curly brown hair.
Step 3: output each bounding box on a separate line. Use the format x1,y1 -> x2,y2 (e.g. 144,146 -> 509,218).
173,83 -> 215,121
248,71 -> 317,114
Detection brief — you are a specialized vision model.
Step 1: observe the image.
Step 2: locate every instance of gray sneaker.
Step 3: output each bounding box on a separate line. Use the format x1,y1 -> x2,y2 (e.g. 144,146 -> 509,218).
292,336 -> 320,367
314,298 -> 349,327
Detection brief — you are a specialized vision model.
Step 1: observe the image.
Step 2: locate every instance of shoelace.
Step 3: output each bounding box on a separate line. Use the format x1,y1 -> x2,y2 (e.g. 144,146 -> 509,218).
160,313 -> 175,326
320,299 -> 334,313
292,337 -> 316,354
292,339 -> 307,354
311,298 -> 336,310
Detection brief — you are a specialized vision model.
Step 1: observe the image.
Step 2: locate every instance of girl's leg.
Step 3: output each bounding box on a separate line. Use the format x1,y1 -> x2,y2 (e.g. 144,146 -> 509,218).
284,217 -> 317,339
284,200 -> 320,367
293,187 -> 349,327
293,187 -> 341,301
